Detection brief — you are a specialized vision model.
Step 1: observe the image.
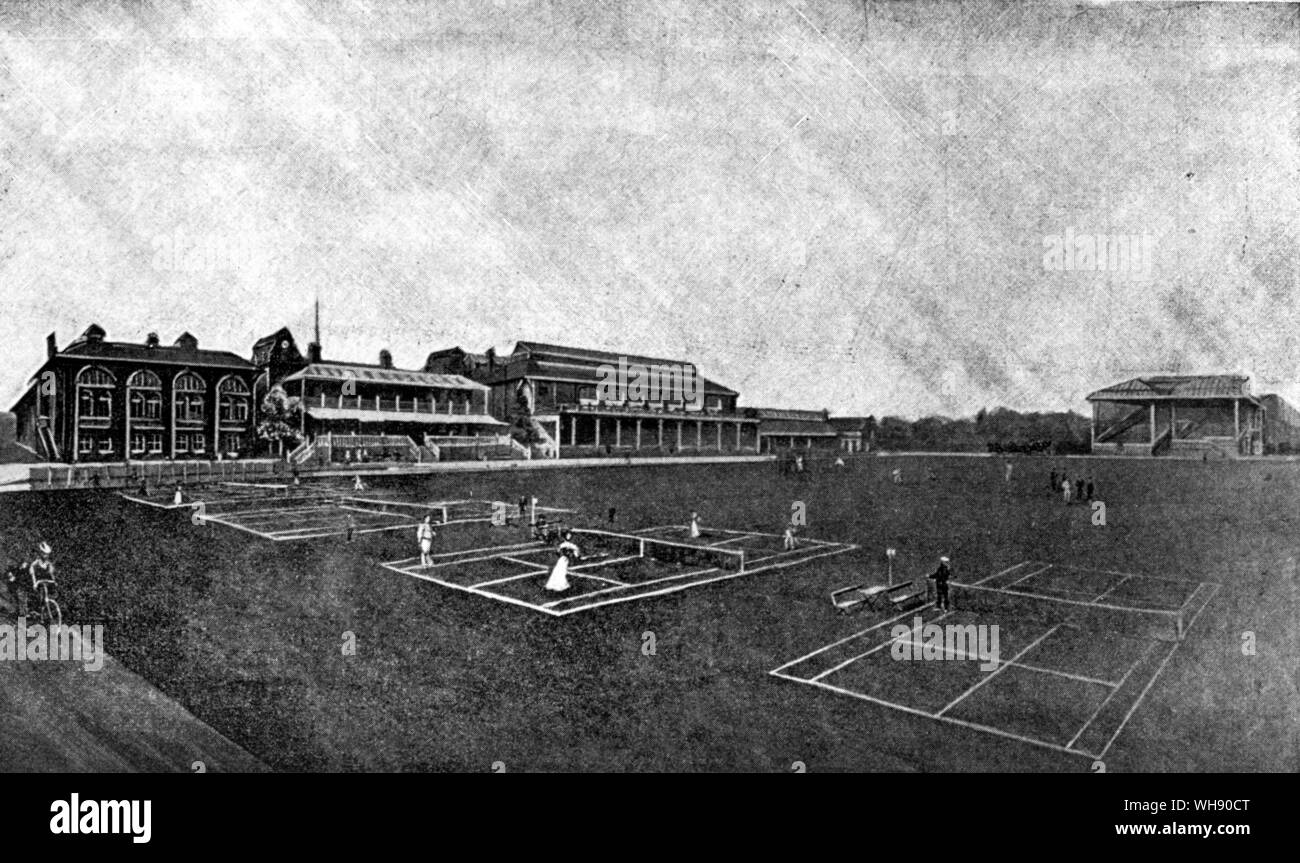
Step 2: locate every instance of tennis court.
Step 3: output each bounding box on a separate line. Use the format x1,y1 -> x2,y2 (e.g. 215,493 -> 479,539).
770,563 -> 1220,763
382,525 -> 857,615
122,482 -> 552,542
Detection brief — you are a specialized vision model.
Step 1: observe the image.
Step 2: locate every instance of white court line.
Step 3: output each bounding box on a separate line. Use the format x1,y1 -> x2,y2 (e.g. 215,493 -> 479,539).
771,601 -> 934,674
1011,662 -> 1118,689
809,612 -> 954,682
382,541 -> 544,569
865,639 -> 1120,689
1090,574 -> 1131,604
938,625 -> 1061,717
551,543 -> 859,615
543,566 -> 718,608
269,522 -> 416,540
415,553 -> 527,571
554,542 -> 858,608
1069,566 -> 1221,587
463,586 -> 557,614
1005,564 -> 1053,589
1066,640 -> 1158,751
378,562 -> 561,616
1096,582 -> 1221,759
471,569 -> 552,588
971,561 -> 1032,586
768,669 -> 1097,761
500,555 -> 549,568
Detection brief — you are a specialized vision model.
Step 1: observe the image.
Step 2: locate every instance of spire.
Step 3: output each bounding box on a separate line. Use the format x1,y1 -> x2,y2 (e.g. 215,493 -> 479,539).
314,297 -> 320,346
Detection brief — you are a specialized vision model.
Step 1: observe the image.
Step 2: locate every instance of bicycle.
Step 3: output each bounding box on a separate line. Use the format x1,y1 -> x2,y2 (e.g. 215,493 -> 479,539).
31,573 -> 61,628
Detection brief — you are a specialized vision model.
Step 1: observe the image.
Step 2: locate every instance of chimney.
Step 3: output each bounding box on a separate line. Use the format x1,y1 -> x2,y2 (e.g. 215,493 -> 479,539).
46,332 -> 57,360
379,349 -> 393,370
307,342 -> 322,363
145,332 -> 160,349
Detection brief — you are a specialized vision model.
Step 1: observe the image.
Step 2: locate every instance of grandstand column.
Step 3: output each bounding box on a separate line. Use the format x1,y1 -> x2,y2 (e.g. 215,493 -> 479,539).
570,416 -> 576,446
1234,399 -> 1240,440
635,418 -> 641,450
595,417 -> 601,448
696,420 -> 702,447
676,420 -> 682,450
716,422 -> 722,451
657,418 -> 664,449
1149,403 -> 1156,445
616,419 -> 622,447
735,422 -> 741,450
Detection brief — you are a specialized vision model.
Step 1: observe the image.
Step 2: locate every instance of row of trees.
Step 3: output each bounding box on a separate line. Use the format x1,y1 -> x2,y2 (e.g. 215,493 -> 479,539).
867,407 -> 1092,454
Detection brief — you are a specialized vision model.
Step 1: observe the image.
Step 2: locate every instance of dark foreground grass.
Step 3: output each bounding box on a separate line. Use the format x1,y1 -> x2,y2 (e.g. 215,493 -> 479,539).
1,455 -> 1295,772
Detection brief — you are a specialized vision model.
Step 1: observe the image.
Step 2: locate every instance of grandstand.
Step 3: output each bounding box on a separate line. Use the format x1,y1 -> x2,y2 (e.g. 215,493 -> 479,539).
1085,375 -> 1300,458
425,341 -> 759,458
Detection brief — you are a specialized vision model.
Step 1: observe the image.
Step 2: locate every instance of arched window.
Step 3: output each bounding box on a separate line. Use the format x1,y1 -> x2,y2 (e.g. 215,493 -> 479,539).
174,371 -> 206,422
128,369 -> 163,420
218,376 -> 250,423
76,366 -> 115,419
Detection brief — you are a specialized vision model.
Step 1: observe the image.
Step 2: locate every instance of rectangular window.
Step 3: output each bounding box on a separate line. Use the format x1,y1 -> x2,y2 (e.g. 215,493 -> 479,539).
78,437 -> 93,455
175,434 -> 189,454
191,433 -> 206,454
131,433 -> 146,454
99,438 -> 113,454
148,433 -> 163,454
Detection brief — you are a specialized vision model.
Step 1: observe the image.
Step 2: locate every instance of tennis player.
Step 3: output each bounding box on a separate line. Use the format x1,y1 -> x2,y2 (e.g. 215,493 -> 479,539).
782,524 -> 797,550
689,510 -> 701,538
353,475 -> 366,492
545,532 -> 581,592
417,515 -> 436,566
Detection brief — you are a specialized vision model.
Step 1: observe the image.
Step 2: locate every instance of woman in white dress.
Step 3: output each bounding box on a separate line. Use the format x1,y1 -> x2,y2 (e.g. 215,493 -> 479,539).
689,511 -> 701,539
545,533 -> 580,592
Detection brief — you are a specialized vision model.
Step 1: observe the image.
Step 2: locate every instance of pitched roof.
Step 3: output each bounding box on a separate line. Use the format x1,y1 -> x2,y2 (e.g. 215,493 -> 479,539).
745,407 -> 830,421
281,363 -> 486,390
478,349 -> 738,396
57,339 -> 252,369
512,340 -> 690,370
1086,375 -> 1257,402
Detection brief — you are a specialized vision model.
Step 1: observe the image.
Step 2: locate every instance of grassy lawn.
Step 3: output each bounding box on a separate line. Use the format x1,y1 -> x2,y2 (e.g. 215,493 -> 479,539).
1,455 -> 1295,772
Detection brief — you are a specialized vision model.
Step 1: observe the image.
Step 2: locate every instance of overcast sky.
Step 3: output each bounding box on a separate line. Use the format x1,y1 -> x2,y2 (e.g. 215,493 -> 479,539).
1,1 -> 1297,418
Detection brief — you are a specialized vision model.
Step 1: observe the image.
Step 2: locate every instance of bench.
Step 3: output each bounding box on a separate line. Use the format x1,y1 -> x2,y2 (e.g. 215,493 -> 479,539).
831,581 -> 927,614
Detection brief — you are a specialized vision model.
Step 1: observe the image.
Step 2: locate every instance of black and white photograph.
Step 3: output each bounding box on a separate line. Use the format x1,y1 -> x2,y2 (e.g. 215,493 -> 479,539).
0,0 -> 1293,817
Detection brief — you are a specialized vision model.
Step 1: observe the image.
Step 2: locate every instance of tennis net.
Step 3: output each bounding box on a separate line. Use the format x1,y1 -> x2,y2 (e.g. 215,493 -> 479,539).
341,497 -> 505,524
569,528 -> 745,571
950,582 -> 1184,642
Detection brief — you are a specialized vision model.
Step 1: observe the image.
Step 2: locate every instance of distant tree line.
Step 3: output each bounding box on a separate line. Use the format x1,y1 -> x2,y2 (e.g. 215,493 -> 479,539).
869,407 -> 1091,454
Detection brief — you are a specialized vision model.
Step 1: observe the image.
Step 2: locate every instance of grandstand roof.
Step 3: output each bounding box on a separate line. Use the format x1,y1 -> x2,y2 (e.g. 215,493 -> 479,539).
828,416 -> 873,432
512,341 -> 691,370
1087,375 -> 1259,404
478,342 -> 739,396
744,407 -> 831,421
282,363 -> 486,391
